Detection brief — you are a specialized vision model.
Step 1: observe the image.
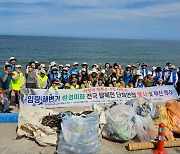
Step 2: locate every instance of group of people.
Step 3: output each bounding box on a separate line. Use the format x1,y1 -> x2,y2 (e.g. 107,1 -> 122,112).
0,56 -> 180,112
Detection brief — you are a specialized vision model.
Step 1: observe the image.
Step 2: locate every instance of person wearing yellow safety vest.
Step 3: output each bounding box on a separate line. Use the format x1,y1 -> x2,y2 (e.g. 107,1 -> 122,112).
11,65 -> 24,108
49,80 -> 63,90
70,78 -> 79,89
37,69 -> 48,89
49,80 -> 59,90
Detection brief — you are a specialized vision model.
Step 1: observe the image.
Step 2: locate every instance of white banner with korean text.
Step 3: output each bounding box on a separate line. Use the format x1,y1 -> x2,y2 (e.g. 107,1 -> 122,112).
19,86 -> 178,108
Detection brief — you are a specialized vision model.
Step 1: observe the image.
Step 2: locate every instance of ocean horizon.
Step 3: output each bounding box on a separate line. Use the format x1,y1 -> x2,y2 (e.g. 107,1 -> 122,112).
0,35 -> 180,71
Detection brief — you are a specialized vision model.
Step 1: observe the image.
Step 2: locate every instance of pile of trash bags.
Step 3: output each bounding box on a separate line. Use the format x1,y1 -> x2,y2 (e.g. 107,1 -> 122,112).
101,98 -> 156,142
17,97 -> 180,153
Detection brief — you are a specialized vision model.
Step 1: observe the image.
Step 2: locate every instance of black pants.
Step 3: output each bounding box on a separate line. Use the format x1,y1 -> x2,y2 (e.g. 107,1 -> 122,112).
26,83 -> 36,88
15,92 -> 19,105
9,90 -> 19,105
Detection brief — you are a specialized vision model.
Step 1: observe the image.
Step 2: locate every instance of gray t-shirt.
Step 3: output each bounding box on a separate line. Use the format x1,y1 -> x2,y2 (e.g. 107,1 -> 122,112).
26,72 -> 36,83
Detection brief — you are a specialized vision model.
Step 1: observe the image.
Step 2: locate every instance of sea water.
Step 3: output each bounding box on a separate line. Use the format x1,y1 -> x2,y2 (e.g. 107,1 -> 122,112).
0,35 -> 180,71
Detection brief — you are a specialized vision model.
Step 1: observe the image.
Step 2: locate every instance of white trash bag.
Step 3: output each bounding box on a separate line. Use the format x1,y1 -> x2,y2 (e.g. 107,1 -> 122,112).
102,104 -> 155,142
57,112 -> 100,154
17,106 -> 58,146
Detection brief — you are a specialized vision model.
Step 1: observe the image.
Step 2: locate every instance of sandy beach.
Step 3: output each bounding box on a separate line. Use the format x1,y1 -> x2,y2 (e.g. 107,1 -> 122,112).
1,104 -> 180,154
1,123 -> 180,154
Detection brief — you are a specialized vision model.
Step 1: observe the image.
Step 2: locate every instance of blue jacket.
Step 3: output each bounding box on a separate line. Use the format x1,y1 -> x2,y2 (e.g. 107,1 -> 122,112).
141,68 -> 148,77
123,71 -> 132,85
166,71 -> 178,85
9,64 -> 16,72
48,72 -> 60,83
153,72 -> 162,85
137,83 -> 145,88
69,67 -> 81,75
60,73 -> 70,84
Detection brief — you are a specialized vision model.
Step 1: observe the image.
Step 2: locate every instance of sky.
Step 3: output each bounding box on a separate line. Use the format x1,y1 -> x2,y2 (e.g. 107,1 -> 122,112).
0,0 -> 180,40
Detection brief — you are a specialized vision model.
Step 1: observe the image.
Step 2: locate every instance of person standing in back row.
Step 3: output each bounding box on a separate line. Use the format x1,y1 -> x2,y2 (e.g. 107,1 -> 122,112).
8,57 -> 17,72
166,65 -> 178,87
141,63 -> 148,78
0,65 -> 12,98
11,65 -> 24,108
25,65 -> 37,88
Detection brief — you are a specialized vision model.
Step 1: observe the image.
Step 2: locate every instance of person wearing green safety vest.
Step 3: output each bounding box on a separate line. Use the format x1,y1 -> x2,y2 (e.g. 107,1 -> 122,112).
109,77 -> 120,87
89,68 -> 98,87
80,78 -> 90,89
37,69 -> 48,89
11,65 -> 24,108
70,78 -> 79,89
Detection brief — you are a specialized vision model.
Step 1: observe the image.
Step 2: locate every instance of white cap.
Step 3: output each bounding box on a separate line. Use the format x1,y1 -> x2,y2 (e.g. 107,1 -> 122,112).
81,68 -> 86,72
40,64 -> 46,68
136,70 -> 142,76
16,65 -> 22,68
112,77 -> 117,81
73,62 -> 79,66
66,64 -> 71,67
59,64 -> 63,67
52,66 -> 58,70
71,71 -> 77,75
168,65 -> 176,69
50,61 -> 56,66
5,61 -> 9,65
63,67 -> 68,71
138,76 -> 144,80
92,68 -> 97,73
9,57 -> 16,61
101,69 -> 105,74
92,64 -> 98,67
152,66 -> 156,71
82,62 -> 87,65
147,71 -> 152,75
126,65 -> 131,68
34,61 -> 39,64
